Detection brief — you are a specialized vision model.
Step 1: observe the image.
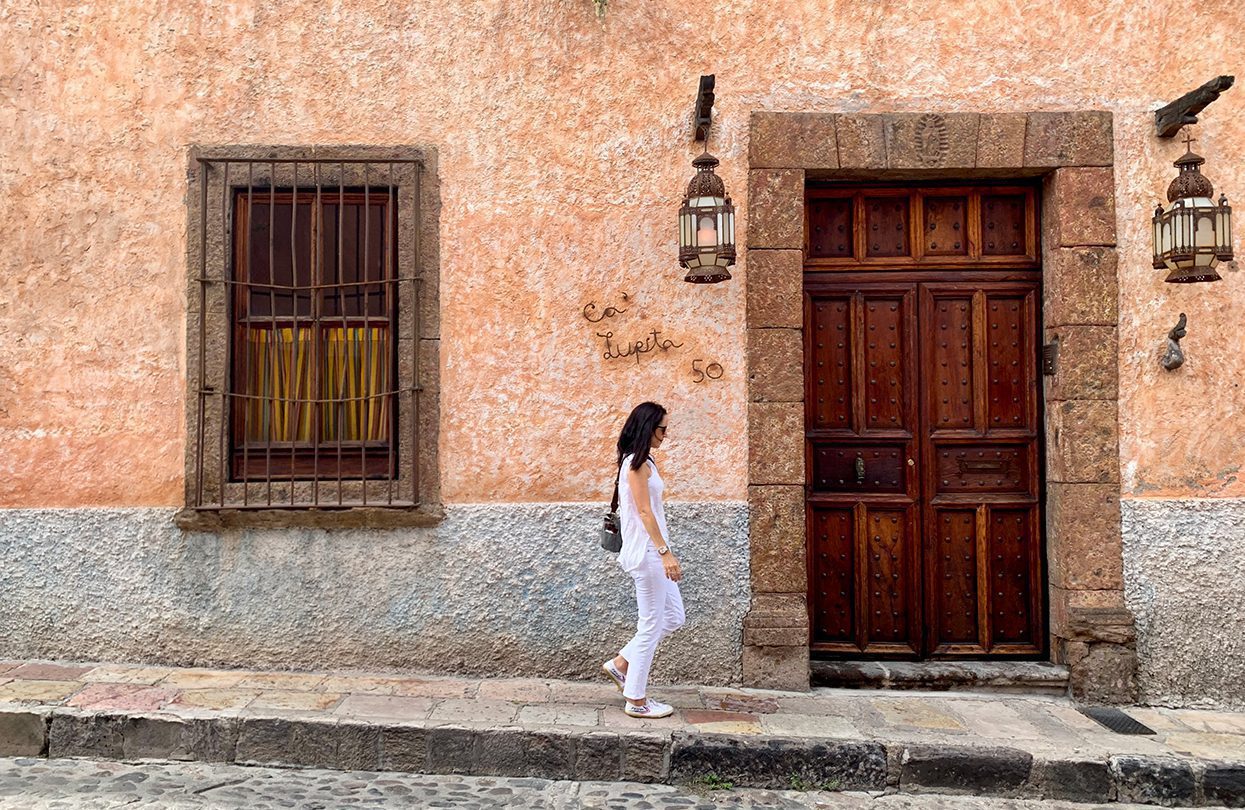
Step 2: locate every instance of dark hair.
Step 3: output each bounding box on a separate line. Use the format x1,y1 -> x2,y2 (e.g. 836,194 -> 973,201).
616,402 -> 667,471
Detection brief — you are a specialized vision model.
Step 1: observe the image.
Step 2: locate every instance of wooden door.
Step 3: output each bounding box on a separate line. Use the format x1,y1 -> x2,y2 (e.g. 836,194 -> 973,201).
804,185 -> 1045,658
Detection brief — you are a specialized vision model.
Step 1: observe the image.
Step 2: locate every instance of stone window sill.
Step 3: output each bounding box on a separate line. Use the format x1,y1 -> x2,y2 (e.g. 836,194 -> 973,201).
173,505 -> 445,532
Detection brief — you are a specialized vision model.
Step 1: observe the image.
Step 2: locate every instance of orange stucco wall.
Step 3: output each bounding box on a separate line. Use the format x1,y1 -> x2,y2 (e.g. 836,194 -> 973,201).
1,0 -> 1242,506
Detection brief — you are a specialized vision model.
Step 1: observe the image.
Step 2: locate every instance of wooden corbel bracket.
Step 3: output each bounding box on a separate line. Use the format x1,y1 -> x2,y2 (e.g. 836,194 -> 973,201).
694,75 -> 716,142
1155,75 -> 1235,138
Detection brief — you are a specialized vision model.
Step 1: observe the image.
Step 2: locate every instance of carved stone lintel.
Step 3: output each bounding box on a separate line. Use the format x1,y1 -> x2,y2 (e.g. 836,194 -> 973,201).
1161,312 -> 1187,370
1155,75 -> 1235,138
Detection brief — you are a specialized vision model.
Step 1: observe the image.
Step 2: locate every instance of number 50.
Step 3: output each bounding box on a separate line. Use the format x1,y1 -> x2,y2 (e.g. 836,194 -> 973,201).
691,359 -> 724,383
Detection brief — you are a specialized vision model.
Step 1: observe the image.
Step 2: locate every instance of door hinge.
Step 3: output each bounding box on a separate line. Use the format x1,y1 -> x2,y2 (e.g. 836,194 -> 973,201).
1042,338 -> 1059,376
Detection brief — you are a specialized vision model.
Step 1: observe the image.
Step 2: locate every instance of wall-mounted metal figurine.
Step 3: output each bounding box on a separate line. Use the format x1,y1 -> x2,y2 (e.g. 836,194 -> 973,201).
1161,313 -> 1188,370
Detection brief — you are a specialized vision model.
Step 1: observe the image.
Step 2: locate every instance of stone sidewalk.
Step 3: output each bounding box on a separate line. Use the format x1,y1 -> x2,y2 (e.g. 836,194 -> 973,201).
1,659 -> 1243,807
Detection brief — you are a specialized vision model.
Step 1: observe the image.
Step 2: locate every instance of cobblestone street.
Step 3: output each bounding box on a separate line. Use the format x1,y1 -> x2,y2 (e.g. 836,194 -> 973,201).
0,757 -> 1164,809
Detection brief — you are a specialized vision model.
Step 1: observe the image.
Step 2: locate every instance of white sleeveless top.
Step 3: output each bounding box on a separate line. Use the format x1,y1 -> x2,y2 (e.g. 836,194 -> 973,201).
617,453 -> 670,573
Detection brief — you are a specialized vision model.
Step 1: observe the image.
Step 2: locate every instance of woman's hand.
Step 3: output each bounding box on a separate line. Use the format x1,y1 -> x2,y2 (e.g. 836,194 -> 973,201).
661,552 -> 683,583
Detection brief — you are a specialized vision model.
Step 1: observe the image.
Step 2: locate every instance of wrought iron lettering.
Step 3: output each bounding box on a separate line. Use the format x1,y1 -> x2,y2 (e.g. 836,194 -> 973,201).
597,329 -> 684,364
691,359 -> 724,382
582,292 -> 630,323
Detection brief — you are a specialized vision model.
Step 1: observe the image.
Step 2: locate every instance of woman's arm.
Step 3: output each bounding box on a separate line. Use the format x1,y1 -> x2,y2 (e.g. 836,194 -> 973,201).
626,462 -> 682,582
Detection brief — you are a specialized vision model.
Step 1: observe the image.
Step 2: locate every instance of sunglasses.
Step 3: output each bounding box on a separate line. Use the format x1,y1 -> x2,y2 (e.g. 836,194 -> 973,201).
655,424 -> 669,435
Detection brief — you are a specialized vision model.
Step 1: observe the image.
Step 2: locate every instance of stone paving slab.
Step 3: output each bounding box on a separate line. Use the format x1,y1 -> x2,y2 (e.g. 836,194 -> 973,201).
0,659 -> 1243,806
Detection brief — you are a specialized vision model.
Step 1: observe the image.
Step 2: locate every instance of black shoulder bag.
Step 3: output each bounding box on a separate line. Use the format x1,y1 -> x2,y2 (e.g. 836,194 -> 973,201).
599,462 -> 623,553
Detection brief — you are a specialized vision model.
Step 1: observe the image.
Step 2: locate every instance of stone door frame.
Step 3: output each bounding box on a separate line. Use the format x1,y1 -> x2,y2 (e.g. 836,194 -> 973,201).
742,111 -> 1137,703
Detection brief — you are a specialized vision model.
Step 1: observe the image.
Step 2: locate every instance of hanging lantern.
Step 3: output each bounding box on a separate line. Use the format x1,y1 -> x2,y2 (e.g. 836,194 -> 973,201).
678,151 -> 735,284
1152,138 -> 1233,283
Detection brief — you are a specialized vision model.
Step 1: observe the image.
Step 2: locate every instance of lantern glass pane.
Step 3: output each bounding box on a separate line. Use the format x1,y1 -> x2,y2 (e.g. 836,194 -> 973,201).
1195,213 -> 1216,248
696,214 -> 717,247
1175,208 -> 1191,253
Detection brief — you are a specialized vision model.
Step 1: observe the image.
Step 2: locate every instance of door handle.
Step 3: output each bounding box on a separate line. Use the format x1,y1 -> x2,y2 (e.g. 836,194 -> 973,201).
855,455 -> 866,484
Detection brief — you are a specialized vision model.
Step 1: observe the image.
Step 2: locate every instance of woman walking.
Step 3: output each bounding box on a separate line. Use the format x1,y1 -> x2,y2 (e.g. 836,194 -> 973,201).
602,402 -> 685,718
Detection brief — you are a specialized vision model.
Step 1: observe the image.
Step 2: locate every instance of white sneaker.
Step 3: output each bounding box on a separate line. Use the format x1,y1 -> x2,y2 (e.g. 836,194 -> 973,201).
601,660 -> 626,692
624,699 -> 674,719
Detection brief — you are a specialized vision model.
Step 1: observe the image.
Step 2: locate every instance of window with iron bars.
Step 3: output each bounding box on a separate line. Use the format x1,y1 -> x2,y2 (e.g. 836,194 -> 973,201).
180,149 -> 440,527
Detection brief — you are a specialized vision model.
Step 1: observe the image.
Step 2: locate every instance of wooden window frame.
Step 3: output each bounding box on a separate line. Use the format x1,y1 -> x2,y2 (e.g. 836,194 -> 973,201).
230,189 -> 399,481
178,147 -> 442,530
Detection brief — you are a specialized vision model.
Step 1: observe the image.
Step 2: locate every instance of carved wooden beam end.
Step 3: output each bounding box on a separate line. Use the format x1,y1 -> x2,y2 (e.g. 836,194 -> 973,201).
694,74 -> 716,142
1155,75 -> 1235,138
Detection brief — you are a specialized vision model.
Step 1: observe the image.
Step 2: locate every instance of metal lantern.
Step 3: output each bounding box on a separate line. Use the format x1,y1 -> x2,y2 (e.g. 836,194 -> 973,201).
1152,140 -> 1233,283
678,151 -> 735,284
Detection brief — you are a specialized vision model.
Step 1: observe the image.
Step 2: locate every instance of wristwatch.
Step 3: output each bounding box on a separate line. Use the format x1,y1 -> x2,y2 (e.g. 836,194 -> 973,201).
657,546 -> 670,555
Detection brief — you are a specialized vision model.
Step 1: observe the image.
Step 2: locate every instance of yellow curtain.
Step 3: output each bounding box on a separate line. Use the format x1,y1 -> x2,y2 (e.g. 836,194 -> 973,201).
242,326 -> 389,443
244,327 -> 314,442
322,326 -> 390,442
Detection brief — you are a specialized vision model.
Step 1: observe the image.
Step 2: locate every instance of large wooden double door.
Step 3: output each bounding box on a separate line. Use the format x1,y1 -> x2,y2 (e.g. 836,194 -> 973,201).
804,185 -> 1045,658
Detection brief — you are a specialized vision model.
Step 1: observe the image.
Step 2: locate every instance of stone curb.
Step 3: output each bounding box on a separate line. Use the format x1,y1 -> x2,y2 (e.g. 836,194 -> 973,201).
1,707 -> 1243,806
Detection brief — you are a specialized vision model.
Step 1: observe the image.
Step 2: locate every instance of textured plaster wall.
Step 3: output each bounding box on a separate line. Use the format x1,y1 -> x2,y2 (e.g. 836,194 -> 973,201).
0,504 -> 749,683
1123,499 -> 1245,710
1,1 -> 1244,506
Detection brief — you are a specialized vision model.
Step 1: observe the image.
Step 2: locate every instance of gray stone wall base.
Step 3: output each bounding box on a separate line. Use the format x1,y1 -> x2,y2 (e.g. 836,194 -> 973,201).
1123,499 -> 1245,711
4,707 -> 1243,805
0,505 -> 749,686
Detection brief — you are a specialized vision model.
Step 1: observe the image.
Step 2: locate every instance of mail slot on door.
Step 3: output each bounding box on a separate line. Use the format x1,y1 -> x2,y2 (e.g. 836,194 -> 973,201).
934,446 -> 1030,493
813,445 -> 908,493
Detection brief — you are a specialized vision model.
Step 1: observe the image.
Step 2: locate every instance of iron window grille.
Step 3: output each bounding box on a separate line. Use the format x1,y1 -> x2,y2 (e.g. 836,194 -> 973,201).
187,156 -> 426,511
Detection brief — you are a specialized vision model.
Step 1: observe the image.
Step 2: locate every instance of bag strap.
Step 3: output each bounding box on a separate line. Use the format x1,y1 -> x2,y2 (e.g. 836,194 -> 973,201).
611,454 -> 656,513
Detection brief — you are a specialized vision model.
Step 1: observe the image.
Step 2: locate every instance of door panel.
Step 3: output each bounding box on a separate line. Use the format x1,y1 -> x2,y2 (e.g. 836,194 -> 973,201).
810,507 -> 856,646
983,293 -> 1034,431
928,507 -> 980,651
985,506 -> 1044,649
858,505 -> 920,654
807,296 -> 852,430
807,286 -> 919,656
805,243 -> 1044,658
927,293 -> 975,429
861,297 -> 911,432
918,283 -> 1042,656
812,445 -> 907,494
933,445 -> 1032,493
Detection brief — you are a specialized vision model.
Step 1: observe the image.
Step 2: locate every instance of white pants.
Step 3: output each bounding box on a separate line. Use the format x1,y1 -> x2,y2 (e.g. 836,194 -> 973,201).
619,547 -> 686,700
